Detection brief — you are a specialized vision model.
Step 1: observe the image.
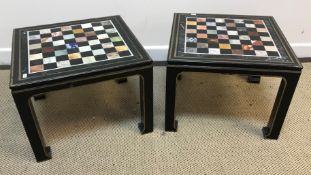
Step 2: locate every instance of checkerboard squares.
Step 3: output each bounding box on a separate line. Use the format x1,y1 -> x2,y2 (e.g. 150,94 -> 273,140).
26,20 -> 134,75
101,21 -> 112,26
79,46 -> 92,52
29,53 -> 43,60
68,53 -> 81,60
57,60 -> 71,68
242,44 -> 254,50
30,65 -> 43,73
187,37 -> 197,43
218,34 -> 229,39
81,23 -> 92,29
255,50 -> 268,57
209,48 -> 220,54
257,28 -> 268,33
105,28 -> 117,33
88,39 -> 100,45
229,39 -> 241,45
61,26 -> 72,31
43,57 -> 56,64
216,26 -> 227,31
187,29 -> 197,34
92,49 -> 105,56
115,45 -> 129,52
207,30 -> 217,34
40,29 -> 51,34
197,25 -> 207,30
41,37 -> 52,43
237,27 -> 247,32
110,36 -> 122,42
265,46 -> 278,52
245,24 -> 256,28
93,26 -> 104,31
234,19 -> 244,23
260,36 -> 272,41
75,37 -> 87,43
29,35 -> 40,40
102,42 -> 114,49
185,47 -> 197,53
82,56 -> 96,64
232,49 -> 243,55
252,40 -> 263,46
226,23 -> 236,27
197,18 -> 206,22
53,40 -> 65,46
52,31 -> 63,37
63,34 -> 75,40
55,50 -> 68,57
197,33 -> 208,38
187,21 -> 197,25
29,43 -> 41,50
73,29 -> 84,34
197,43 -> 208,48
254,20 -> 264,25
184,17 -> 281,58
228,31 -> 238,35
215,18 -> 225,23
219,44 -> 231,49
107,52 -> 120,59
97,33 -> 109,40
239,35 -> 250,40
206,22 -> 216,26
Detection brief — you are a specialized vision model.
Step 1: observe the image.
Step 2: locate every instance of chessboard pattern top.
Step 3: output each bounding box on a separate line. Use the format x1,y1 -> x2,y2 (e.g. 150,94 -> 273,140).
184,17 -> 280,58
27,20 -> 133,75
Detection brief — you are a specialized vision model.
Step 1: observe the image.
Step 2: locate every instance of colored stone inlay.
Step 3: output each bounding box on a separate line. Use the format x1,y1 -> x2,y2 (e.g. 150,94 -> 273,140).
184,17 -> 280,57
27,20 -> 133,75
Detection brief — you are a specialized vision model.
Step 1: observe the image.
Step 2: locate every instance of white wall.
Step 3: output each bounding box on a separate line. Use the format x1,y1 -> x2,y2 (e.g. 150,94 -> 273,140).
0,0 -> 310,64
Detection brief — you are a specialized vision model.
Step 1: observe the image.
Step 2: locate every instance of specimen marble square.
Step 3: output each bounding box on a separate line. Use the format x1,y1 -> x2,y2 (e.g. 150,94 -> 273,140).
184,17 -> 281,58
27,20 -> 133,75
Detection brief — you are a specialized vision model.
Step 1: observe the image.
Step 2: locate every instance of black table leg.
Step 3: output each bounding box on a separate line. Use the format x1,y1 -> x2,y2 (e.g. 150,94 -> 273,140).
165,67 -> 180,131
263,74 -> 300,139
138,68 -> 153,134
34,93 -> 46,101
247,75 -> 261,83
177,74 -> 182,80
12,92 -> 51,162
115,78 -> 128,84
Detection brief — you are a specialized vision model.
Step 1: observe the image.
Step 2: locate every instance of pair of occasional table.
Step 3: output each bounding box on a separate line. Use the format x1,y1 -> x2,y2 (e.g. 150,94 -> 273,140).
10,16 -> 153,161
10,13 -> 302,162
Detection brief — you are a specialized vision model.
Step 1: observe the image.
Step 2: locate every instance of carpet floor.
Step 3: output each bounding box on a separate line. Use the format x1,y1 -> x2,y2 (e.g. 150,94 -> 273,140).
0,64 -> 310,174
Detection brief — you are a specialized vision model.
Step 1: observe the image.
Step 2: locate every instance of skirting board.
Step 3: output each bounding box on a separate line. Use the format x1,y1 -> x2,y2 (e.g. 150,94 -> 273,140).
0,48 -> 11,65
0,44 -> 310,65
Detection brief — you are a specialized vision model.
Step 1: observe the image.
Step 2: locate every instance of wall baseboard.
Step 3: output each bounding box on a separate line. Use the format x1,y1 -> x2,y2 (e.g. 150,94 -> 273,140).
1,44 -> 310,65
0,48 -> 11,65
291,43 -> 311,58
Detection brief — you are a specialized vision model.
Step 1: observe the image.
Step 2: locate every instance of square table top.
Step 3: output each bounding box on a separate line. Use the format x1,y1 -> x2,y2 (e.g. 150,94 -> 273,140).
167,13 -> 302,70
10,15 -> 151,90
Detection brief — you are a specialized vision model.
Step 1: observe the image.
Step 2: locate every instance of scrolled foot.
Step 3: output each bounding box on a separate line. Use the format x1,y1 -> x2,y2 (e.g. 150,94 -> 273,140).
138,122 -> 153,134
262,127 -> 278,140
35,146 -> 52,162
165,120 -> 178,132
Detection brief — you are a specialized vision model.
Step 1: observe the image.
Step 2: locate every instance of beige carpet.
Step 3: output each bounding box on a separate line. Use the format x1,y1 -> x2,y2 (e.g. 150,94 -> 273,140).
0,64 -> 311,174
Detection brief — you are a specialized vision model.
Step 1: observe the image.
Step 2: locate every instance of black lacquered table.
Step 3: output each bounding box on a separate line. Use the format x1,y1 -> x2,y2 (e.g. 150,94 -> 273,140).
10,16 -> 153,161
165,13 -> 302,139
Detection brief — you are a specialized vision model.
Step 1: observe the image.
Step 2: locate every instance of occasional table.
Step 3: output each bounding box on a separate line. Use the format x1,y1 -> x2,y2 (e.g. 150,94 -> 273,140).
10,16 -> 153,161
165,13 -> 302,139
